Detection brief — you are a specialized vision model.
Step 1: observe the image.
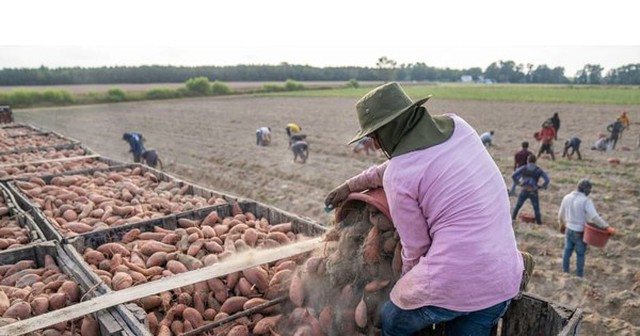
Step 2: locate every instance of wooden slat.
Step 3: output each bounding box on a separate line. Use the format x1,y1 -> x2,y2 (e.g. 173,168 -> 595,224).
0,237 -> 322,335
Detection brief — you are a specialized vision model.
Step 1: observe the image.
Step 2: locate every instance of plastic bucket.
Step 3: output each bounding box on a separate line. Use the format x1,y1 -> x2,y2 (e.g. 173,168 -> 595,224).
583,223 -> 610,248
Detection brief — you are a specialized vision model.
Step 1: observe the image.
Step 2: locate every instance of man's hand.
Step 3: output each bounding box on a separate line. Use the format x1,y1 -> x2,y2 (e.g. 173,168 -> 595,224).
324,183 -> 351,210
606,226 -> 616,236
560,225 -> 566,234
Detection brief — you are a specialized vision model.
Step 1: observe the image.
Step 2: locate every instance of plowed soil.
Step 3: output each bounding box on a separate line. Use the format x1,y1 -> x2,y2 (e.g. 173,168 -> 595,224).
16,94 -> 640,335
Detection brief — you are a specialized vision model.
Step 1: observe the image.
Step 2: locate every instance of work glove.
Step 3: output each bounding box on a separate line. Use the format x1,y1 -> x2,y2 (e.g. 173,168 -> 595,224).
324,183 -> 351,210
606,226 -> 616,236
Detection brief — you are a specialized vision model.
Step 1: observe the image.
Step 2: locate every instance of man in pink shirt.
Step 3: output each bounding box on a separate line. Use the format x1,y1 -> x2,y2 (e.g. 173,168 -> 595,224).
325,82 -> 525,335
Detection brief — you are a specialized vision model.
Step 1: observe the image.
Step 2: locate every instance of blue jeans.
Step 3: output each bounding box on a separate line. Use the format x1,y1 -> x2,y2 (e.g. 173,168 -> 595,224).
563,229 -> 587,277
381,300 -> 510,336
512,190 -> 541,224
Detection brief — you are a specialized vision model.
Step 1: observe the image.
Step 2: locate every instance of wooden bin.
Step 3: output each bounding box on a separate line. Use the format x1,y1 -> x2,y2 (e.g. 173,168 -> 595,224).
0,241 -> 140,335
6,163 -> 238,242
62,201 -> 327,335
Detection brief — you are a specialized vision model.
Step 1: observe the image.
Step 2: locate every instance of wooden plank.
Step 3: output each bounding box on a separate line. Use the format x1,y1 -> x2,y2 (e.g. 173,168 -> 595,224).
0,154 -> 100,168
0,237 -> 322,335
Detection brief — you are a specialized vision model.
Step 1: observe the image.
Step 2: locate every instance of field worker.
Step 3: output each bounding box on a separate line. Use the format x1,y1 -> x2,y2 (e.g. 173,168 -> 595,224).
291,138 -> 309,164
324,82 -> 524,336
619,111 -> 630,135
255,127 -> 271,146
141,149 -> 163,170
511,154 -> 550,225
536,120 -> 556,160
514,141 -> 533,171
352,136 -> 376,155
550,112 -> 560,140
562,136 -> 582,160
285,123 -> 302,137
558,179 -> 616,277
479,130 -> 494,147
122,132 -> 145,163
607,118 -> 624,150
591,133 -> 609,151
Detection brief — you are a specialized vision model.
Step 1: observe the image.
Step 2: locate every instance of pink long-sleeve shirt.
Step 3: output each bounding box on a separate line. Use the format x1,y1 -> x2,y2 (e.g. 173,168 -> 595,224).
347,114 -> 523,311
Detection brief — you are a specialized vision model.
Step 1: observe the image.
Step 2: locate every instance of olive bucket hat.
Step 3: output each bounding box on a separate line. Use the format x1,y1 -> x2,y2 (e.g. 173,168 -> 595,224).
349,82 -> 432,144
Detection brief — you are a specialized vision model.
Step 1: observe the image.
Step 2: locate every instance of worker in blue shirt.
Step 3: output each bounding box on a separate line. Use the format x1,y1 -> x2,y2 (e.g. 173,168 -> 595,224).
122,132 -> 145,163
562,136 -> 582,160
511,155 -> 550,225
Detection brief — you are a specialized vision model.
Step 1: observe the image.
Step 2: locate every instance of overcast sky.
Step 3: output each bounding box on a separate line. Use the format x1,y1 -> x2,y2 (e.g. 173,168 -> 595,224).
3,0 -> 638,76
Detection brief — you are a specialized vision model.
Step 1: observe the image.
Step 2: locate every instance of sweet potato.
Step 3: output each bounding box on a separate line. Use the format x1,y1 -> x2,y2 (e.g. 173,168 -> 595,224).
355,295 -> 368,328
112,272 -> 133,290
289,271 -> 304,307
0,292 -> 9,316
268,222 -> 292,233
121,228 -> 141,243
201,211 -> 220,226
157,325 -> 171,336
138,232 -> 166,241
178,218 -> 198,228
166,260 -> 189,274
81,315 -> 99,336
97,242 -> 130,257
220,296 -> 248,314
83,249 -> 105,266
5,260 -> 35,277
392,242 -> 403,276
3,301 -> 31,320
171,320 -> 184,335
365,279 -> 391,293
204,241 -> 224,254
140,241 -> 176,256
319,306 -> 332,333
146,251 -> 168,268
242,266 -> 269,292
183,307 -> 204,329
30,295 -> 49,315
187,239 -> 204,256
147,312 -> 159,334
138,295 -> 163,310
58,280 -> 80,302
243,298 -> 268,311
253,314 -> 282,335
363,227 -> 381,264
48,293 -> 68,310
226,324 -> 249,336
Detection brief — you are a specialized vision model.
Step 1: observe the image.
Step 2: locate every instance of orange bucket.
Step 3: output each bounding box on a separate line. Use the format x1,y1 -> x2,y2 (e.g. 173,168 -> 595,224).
583,223 -> 610,248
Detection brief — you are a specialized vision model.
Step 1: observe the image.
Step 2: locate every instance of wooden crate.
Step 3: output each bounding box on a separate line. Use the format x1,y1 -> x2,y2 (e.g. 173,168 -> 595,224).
6,163 -> 238,241
62,200 -> 327,335
0,241 -> 140,335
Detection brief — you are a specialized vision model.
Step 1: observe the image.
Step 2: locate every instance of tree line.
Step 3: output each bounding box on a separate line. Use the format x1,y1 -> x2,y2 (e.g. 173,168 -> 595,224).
1,59 -> 640,86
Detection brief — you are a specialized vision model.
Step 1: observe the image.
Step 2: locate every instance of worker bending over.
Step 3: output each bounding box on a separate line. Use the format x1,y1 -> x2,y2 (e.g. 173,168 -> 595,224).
325,82 -> 525,335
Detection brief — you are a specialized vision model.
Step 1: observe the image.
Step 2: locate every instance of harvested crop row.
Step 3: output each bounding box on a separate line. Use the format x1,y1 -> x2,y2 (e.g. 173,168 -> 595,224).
277,203 -> 401,335
0,158 -> 110,180
0,133 -> 73,152
0,194 -> 33,251
0,126 -> 43,138
0,147 -> 88,164
80,208 -> 310,336
15,167 -> 228,237
0,256 -> 99,336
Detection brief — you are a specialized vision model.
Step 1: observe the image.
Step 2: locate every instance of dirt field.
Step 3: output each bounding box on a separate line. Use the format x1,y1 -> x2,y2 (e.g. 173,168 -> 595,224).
15,95 -> 640,335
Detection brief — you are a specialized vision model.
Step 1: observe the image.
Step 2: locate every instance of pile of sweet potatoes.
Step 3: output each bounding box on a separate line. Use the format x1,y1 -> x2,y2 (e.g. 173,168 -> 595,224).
14,167 -> 227,237
278,203 -> 402,335
0,147 -> 88,165
0,126 -> 43,138
0,255 -> 100,336
0,134 -> 72,153
80,207 -> 310,336
0,194 -> 33,251
0,158 -> 111,180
